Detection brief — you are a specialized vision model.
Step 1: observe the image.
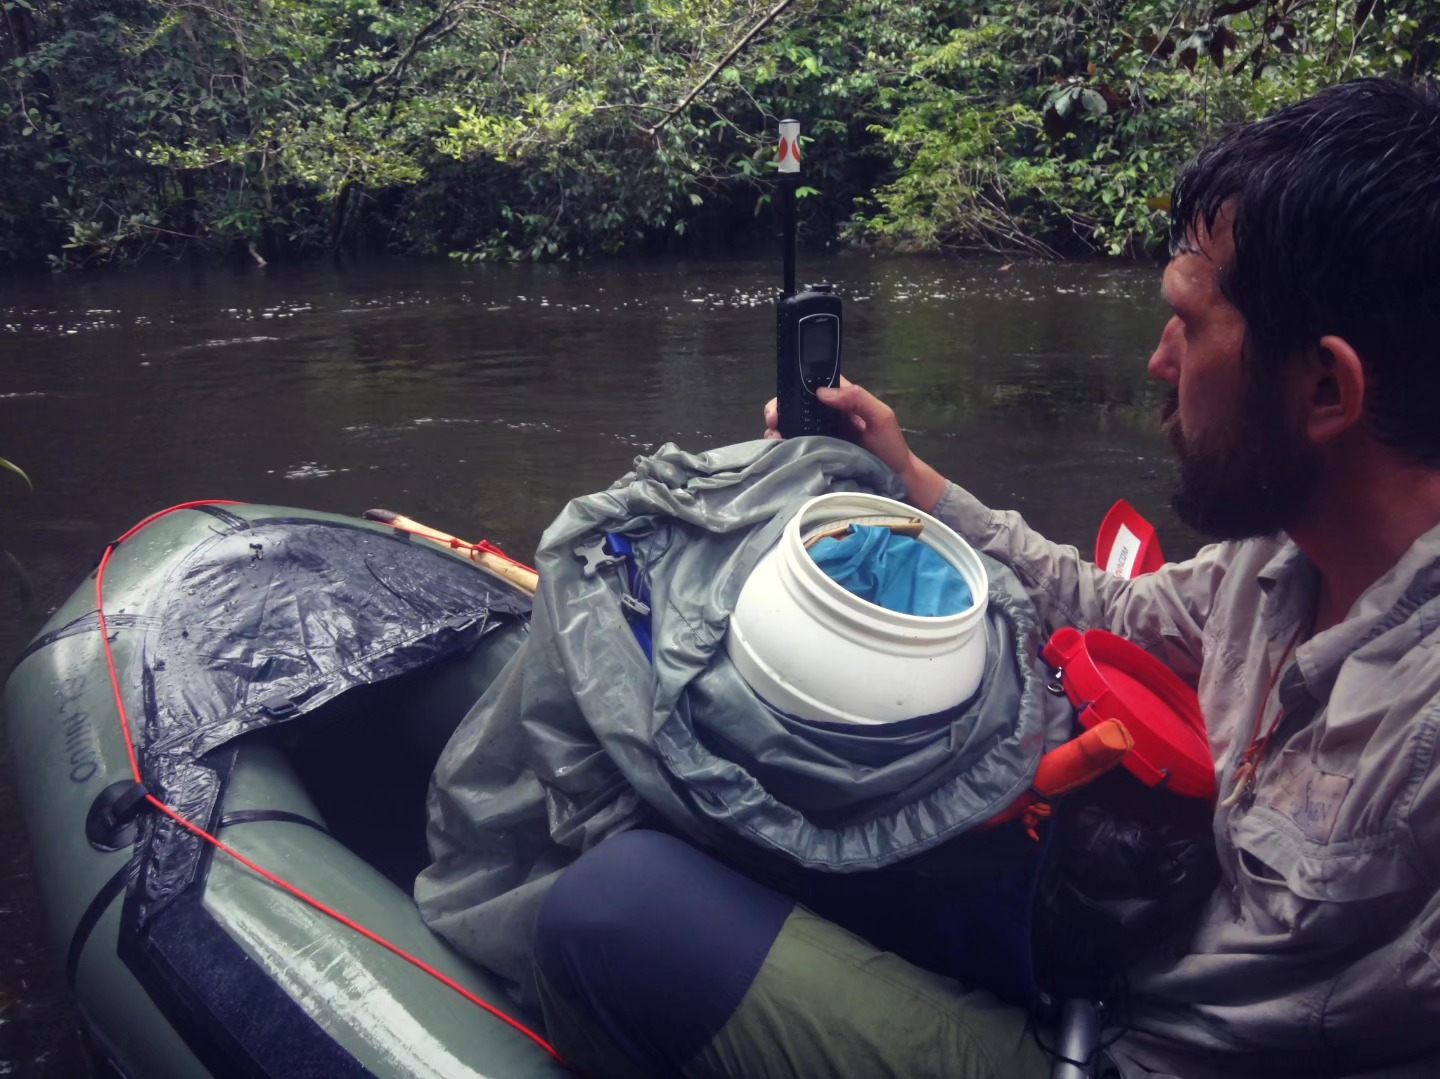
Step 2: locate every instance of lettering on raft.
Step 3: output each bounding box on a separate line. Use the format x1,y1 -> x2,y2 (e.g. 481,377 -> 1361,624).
55,674 -> 101,784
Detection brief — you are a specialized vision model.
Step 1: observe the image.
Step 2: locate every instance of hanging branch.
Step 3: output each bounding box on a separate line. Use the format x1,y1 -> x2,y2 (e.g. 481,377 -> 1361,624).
342,0 -> 471,128
647,0 -> 798,139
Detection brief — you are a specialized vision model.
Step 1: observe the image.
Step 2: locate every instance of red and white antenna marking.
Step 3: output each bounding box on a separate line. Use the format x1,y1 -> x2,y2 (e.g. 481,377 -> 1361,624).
778,118 -> 801,174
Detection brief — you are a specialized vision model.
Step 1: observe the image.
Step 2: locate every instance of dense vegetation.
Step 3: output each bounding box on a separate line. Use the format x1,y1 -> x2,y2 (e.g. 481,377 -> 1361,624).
1,1 -> 1435,268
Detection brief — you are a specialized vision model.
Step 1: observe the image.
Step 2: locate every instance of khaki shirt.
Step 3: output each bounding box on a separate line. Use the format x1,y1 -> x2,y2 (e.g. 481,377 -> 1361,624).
934,483 -> 1440,1078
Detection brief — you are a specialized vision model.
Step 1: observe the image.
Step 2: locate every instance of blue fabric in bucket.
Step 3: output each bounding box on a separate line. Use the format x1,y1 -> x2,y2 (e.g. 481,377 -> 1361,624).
808,525 -> 972,616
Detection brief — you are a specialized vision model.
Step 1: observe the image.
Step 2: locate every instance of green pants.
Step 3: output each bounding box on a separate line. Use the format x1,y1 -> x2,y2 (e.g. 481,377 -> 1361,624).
542,906 -> 1055,1079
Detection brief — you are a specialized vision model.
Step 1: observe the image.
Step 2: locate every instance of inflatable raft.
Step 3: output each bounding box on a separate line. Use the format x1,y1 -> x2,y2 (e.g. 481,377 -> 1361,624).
4,502 -> 566,1079
6,463 -> 1214,1079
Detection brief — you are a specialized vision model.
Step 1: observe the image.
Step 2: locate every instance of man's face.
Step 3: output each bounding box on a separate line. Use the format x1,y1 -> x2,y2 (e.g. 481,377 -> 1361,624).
1148,218 -> 1320,539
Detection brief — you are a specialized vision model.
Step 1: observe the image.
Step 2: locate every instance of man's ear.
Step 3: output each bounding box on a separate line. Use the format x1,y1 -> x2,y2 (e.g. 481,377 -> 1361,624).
1305,334 -> 1366,444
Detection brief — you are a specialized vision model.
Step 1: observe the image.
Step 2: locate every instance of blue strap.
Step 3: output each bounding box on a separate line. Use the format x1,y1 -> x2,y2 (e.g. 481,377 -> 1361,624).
605,533 -> 653,663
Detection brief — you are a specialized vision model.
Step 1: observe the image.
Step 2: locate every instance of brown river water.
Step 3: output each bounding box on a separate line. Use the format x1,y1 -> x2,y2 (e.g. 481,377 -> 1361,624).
0,253 -> 1198,1075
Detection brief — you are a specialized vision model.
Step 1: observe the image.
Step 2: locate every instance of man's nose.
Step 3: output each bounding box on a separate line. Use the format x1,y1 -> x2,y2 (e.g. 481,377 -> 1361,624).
1148,317 -> 1183,382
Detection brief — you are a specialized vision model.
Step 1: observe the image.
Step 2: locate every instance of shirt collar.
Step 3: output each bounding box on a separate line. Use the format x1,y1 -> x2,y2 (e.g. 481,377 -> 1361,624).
1288,519 -> 1440,699
1254,536 -> 1315,634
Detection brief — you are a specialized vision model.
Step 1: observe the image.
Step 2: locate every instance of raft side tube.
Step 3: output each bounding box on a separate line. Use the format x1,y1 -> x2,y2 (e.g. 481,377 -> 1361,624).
5,504 -> 559,1078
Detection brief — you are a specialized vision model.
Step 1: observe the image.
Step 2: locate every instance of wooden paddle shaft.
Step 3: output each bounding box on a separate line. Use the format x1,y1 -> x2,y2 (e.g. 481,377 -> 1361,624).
364,510 -> 539,595
801,518 -> 924,550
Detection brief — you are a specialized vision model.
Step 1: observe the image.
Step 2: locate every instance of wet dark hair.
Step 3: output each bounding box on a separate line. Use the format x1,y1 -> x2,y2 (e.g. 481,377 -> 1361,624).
1169,78 -> 1440,466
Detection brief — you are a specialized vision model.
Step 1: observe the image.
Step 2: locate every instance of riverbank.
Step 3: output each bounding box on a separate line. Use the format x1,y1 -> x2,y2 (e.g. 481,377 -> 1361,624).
3,2 -> 1432,273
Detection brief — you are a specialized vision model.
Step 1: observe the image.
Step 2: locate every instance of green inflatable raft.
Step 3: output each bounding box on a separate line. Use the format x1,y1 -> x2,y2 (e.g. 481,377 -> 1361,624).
4,501 -> 566,1079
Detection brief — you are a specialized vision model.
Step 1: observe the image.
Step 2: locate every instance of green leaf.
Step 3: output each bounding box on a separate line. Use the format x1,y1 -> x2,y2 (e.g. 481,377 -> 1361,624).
0,459 -> 33,492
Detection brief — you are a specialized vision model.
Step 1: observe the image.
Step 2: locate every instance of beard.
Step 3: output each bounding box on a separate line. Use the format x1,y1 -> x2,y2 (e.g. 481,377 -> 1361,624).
1162,376 -> 1321,541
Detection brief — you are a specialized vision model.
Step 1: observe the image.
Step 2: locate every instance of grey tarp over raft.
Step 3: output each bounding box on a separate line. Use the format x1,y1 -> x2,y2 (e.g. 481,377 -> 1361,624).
415,439 -> 1073,1002
109,509 -> 530,926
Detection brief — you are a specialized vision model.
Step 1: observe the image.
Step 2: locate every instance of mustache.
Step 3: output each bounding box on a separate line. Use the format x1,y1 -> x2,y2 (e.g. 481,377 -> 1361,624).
1160,388 -> 1179,426
1160,388 -> 1185,456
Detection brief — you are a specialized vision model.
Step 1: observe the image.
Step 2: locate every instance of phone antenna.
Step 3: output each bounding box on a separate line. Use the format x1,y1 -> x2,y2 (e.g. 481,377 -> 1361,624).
779,118 -> 799,298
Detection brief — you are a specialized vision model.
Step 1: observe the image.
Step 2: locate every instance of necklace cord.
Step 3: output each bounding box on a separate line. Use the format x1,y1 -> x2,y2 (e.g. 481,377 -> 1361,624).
1220,617 -> 1309,809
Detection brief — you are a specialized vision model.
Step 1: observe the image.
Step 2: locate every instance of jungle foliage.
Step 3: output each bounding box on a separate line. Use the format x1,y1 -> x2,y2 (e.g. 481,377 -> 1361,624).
1,1 -> 1436,268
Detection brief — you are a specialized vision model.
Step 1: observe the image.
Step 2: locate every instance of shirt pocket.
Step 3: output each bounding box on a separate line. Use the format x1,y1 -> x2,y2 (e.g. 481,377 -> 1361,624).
1230,810 -> 1421,944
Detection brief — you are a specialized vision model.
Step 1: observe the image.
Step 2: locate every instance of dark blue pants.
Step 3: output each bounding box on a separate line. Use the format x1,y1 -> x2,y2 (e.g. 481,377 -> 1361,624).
533,831 -> 794,1075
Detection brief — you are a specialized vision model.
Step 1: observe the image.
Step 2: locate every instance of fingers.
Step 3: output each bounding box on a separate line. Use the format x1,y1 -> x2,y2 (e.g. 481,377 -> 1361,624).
816,381 -> 897,432
812,380 -> 915,479
762,396 -> 781,440
763,382 -> 889,446
759,379 -> 941,510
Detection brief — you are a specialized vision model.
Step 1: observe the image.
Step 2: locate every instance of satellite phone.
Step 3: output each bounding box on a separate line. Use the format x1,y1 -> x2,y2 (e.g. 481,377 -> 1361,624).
775,118 -> 844,439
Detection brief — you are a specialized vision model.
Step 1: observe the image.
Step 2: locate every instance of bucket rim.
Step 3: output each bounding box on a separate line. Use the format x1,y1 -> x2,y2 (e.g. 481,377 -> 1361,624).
784,491 -> 989,628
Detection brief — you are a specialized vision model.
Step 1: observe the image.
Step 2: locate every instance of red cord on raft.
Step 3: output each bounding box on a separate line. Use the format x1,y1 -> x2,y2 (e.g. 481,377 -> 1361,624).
95,501 -> 565,1067
475,537 -> 533,570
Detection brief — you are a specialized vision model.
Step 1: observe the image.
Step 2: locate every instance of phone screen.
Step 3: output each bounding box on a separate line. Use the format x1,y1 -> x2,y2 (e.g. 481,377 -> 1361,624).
799,315 -> 838,382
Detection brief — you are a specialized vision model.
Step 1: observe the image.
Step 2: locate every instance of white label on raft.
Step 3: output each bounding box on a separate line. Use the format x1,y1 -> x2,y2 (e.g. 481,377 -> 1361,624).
1106,523 -> 1142,579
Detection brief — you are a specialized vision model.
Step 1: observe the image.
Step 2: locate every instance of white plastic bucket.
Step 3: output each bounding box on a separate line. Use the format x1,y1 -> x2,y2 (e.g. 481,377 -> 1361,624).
725,492 -> 989,725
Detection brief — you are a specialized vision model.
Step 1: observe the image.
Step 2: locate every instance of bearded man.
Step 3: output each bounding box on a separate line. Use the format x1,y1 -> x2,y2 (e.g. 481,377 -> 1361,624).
530,78 -> 1440,1077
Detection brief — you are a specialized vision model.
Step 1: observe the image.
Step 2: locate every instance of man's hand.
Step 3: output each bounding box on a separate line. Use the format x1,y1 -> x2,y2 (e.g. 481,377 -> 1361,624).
763,379 -> 948,513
